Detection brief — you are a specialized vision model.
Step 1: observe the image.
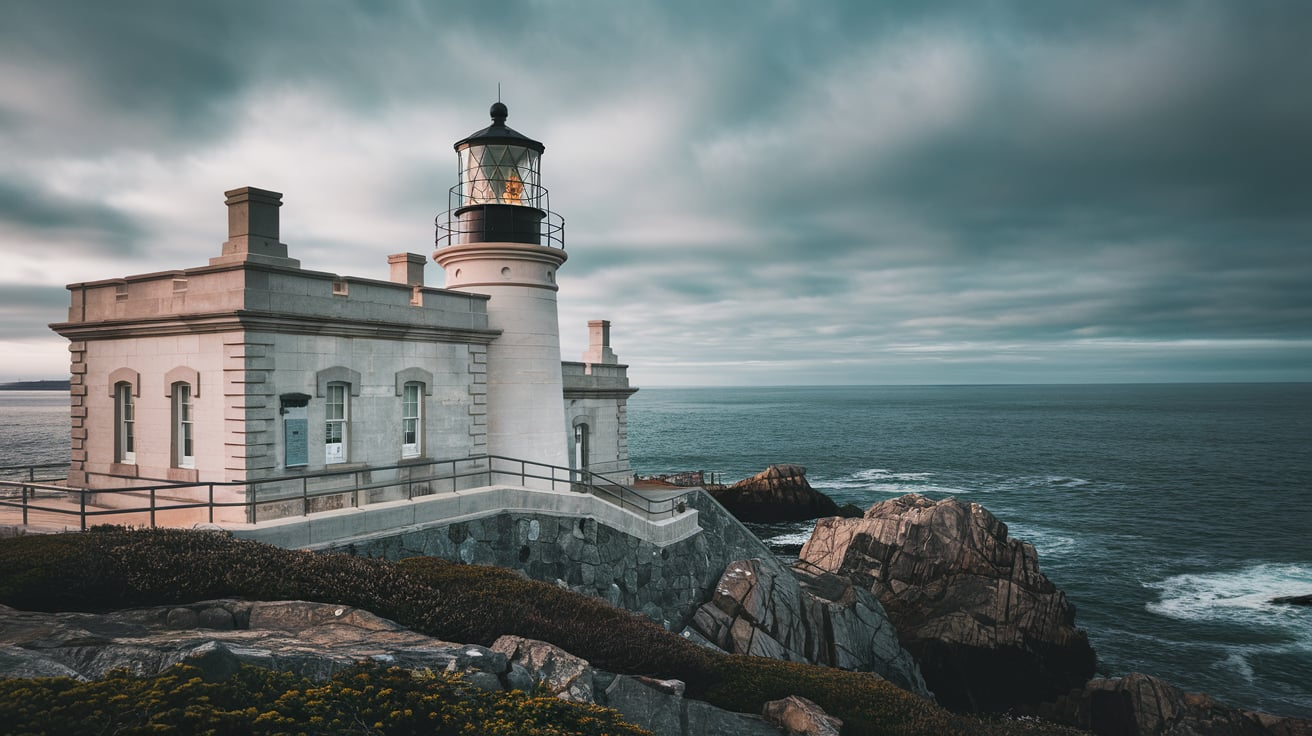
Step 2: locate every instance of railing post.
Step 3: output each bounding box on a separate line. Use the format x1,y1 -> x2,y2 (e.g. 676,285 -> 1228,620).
302,476 -> 309,516
21,485 -> 28,526
79,490 -> 86,531
208,484 -> 214,524
150,488 -> 156,528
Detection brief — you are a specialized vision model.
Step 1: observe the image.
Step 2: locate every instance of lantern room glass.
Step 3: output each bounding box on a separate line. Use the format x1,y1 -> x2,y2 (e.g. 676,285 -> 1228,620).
457,143 -> 542,208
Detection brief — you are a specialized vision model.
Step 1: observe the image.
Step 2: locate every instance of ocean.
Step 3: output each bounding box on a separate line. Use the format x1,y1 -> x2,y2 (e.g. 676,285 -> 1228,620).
3,385 -> 1310,717
627,384 -> 1312,719
0,391 -> 73,469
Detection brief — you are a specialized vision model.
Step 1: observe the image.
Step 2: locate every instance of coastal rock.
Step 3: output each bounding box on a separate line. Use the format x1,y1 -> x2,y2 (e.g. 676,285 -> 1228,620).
685,558 -> 928,696
836,503 -> 865,519
798,493 -> 1097,713
491,635 -> 595,703
1040,672 -> 1312,736
0,600 -> 506,683
763,695 -> 843,736
1270,594 -> 1312,606
709,465 -> 840,523
0,602 -> 785,736
603,674 -> 783,736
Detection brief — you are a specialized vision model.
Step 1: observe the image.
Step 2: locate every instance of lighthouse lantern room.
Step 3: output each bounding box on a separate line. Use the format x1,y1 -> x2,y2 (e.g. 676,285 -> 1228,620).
439,101 -> 563,247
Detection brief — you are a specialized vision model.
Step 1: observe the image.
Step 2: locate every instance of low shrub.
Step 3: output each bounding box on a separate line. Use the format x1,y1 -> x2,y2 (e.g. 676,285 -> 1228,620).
0,660 -> 652,736
706,657 -> 947,732
0,529 -> 714,685
702,657 -> 1082,735
396,556 -> 720,689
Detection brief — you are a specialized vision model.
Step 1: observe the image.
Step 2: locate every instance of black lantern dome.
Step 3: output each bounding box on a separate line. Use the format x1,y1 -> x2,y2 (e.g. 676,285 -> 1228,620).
436,103 -> 563,248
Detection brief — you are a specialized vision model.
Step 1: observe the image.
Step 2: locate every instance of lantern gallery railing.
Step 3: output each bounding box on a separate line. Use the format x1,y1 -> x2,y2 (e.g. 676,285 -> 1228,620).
0,455 -> 690,532
434,182 -> 565,249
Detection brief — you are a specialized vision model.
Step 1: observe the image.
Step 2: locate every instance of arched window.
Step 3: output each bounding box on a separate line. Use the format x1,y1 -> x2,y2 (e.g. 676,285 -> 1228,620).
325,381 -> 349,464
401,381 -> 423,458
115,382 -> 135,464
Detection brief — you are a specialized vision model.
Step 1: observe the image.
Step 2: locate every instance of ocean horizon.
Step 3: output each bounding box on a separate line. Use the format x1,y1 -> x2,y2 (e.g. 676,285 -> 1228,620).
3,383 -> 1310,718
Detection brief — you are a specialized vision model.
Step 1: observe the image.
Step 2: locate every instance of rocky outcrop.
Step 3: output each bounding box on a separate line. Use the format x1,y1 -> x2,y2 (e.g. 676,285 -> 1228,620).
1040,673 -> 1312,736
602,672 -> 783,736
492,635 -> 595,703
684,557 -> 928,696
798,493 -> 1097,713
836,503 -> 866,519
710,465 -> 840,523
0,601 -> 786,736
0,599 -> 509,687
763,695 -> 843,736
1271,594 -> 1312,606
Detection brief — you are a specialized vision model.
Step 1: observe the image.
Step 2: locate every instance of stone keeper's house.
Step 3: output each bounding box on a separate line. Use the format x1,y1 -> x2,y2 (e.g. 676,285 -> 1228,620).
49,103 -> 638,523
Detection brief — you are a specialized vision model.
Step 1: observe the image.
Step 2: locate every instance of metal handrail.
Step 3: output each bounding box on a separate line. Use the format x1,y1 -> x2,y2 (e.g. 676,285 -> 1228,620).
0,462 -> 70,483
0,455 -> 691,531
434,183 -> 565,249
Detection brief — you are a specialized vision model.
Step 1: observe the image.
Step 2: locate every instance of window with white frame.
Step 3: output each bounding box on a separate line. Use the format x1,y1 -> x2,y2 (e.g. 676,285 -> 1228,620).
173,382 -> 194,468
325,382 -> 348,463
115,382 -> 135,464
574,423 -> 589,473
402,381 -> 423,457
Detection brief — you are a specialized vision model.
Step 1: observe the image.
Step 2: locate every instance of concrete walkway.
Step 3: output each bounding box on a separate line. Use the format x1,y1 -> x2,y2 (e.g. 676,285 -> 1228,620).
1,482 -> 704,550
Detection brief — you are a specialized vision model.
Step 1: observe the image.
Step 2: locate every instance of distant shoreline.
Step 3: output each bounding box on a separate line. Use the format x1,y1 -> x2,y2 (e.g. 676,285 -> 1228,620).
0,380 -> 70,391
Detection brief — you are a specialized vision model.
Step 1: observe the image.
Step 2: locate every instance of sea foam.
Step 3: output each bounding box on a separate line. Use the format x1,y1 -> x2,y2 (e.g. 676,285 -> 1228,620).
1145,563 -> 1312,637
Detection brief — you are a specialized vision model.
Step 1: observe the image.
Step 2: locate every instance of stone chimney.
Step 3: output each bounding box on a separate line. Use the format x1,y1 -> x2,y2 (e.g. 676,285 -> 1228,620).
388,253 -> 426,286
210,187 -> 300,267
583,319 -> 618,365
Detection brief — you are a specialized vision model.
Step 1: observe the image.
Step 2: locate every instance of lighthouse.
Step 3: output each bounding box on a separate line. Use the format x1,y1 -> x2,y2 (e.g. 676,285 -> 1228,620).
434,102 -> 571,472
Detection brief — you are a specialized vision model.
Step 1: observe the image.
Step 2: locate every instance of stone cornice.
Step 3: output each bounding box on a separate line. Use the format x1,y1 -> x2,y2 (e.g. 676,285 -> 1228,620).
563,387 -> 640,400
50,310 -> 502,345
64,261 -> 491,303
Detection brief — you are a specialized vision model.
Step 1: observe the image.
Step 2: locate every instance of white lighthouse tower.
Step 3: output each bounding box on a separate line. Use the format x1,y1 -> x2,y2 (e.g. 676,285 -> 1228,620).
433,102 -> 570,473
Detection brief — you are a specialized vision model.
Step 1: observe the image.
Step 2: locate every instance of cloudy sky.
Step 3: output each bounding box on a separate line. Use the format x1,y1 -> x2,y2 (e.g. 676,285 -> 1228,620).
2,1 -> 1310,386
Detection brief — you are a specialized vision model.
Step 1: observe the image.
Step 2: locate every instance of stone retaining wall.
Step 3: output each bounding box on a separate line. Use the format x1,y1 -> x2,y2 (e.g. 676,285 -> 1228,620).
319,489 -> 774,630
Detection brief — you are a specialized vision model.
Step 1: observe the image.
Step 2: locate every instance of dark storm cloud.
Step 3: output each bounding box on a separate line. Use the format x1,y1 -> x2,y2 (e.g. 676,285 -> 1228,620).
0,285 -> 68,338
643,1 -> 1312,361
0,181 -> 144,253
0,2 -> 479,152
0,1 -> 249,151
2,0 -> 1310,383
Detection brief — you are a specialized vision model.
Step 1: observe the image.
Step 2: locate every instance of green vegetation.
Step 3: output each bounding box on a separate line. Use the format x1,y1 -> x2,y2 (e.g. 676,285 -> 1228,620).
0,661 -> 651,736
0,528 -> 1083,735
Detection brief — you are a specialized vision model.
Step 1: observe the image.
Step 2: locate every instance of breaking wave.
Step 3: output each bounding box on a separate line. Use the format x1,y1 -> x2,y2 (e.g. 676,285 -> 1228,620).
1004,522 -> 1082,558
1145,563 -> 1312,644
810,468 -> 963,497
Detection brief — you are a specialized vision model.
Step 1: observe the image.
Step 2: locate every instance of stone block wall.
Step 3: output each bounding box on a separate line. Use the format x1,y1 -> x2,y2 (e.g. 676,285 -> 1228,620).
325,489 -> 779,631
